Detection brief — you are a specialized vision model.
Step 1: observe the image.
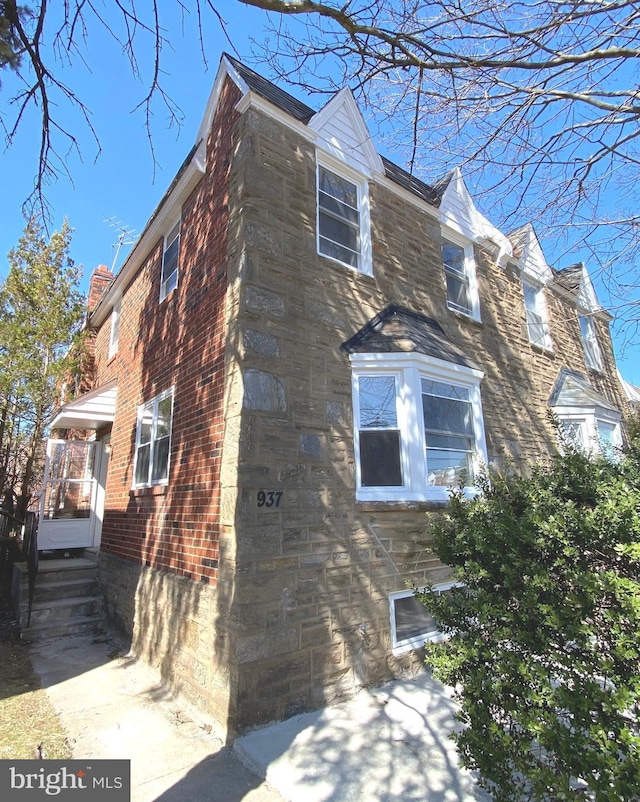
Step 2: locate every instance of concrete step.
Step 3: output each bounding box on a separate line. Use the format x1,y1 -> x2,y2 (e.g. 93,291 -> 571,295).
25,594 -> 103,626
20,614 -> 106,642
13,555 -> 105,640
18,576 -> 99,604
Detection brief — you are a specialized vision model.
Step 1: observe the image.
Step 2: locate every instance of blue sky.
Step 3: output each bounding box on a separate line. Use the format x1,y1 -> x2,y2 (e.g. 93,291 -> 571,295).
1,2 -> 638,385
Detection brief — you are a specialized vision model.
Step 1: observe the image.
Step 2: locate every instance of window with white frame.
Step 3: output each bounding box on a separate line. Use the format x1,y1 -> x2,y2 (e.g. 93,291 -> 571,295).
522,279 -> 552,350
579,314 -> 603,371
133,389 -> 174,487
108,297 -> 121,359
317,160 -> 371,275
597,420 -> 619,459
556,412 -> 621,459
351,353 -> 487,502
390,581 -> 462,654
160,219 -> 181,301
441,238 -> 479,319
558,418 -> 586,451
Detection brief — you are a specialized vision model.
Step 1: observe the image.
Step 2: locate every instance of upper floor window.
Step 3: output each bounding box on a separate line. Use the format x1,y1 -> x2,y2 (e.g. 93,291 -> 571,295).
133,389 -> 174,487
160,219 -> 181,301
579,314 -> 603,371
522,279 -> 552,350
317,160 -> 372,275
441,238 -> 480,320
108,298 -> 121,359
351,353 -> 487,503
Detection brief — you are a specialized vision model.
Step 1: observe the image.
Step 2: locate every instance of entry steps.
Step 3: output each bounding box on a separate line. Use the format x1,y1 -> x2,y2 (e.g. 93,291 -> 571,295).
12,552 -> 105,641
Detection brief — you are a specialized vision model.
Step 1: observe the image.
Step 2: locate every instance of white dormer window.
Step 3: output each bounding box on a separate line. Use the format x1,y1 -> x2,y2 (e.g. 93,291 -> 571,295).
160,218 -> 181,302
523,279 -> 552,350
316,158 -> 372,276
108,297 -> 121,359
441,236 -> 480,321
579,314 -> 603,372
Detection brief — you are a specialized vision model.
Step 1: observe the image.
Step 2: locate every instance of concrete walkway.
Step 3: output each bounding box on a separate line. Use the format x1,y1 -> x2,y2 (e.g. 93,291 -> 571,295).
28,628 -> 489,802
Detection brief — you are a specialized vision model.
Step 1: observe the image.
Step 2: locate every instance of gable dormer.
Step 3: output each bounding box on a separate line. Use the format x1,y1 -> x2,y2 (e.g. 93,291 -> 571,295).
437,168 -> 512,265
308,88 -> 384,178
554,262 -> 601,312
509,224 -> 553,284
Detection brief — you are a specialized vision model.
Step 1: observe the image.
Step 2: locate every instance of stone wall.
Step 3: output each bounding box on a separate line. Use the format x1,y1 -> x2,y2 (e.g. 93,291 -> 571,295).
217,103 -> 627,733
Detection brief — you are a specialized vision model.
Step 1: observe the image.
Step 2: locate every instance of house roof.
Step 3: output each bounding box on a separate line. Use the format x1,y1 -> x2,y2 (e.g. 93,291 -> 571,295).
341,304 -> 479,369
224,53 -> 316,122
548,369 -> 619,413
224,53 -> 443,206
553,263 -> 584,295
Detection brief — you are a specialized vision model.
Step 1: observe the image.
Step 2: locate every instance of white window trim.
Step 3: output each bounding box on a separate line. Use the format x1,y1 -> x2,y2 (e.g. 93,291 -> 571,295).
554,405 -> 622,457
133,388 -> 175,488
351,352 -> 487,503
578,313 -> 603,372
441,228 -> 481,322
522,277 -> 552,351
160,217 -> 181,302
390,581 -> 463,655
316,153 -> 372,277
108,297 -> 121,359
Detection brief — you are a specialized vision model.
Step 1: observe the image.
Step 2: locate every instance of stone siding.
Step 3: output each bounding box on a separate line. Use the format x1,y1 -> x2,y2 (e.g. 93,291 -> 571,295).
89,84 -> 627,738
218,104 -> 627,732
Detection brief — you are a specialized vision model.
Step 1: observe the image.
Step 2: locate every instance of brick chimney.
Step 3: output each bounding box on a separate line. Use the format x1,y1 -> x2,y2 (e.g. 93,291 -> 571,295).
88,265 -> 114,312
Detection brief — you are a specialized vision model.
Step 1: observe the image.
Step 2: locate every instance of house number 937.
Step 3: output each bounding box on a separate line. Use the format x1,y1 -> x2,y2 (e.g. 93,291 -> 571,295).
257,490 -> 282,508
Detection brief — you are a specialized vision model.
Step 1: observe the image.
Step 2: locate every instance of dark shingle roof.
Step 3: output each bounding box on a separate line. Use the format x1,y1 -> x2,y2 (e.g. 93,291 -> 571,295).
341,305 -> 478,369
381,157 -> 441,205
224,53 -> 315,122
224,54 -> 442,207
553,263 -> 584,295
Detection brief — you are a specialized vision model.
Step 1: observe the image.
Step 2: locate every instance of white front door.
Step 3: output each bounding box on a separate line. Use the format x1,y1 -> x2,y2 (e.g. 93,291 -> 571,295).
38,439 -> 103,551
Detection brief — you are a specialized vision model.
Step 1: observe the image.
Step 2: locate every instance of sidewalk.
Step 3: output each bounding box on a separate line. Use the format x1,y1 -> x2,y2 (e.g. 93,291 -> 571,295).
29,628 -> 489,802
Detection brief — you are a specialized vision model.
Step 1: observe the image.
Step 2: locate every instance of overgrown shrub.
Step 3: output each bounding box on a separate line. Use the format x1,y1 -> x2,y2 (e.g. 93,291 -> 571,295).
422,447 -> 640,801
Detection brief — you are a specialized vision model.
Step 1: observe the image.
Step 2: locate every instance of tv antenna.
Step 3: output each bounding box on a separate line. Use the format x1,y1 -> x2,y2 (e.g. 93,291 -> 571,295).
103,217 -> 137,272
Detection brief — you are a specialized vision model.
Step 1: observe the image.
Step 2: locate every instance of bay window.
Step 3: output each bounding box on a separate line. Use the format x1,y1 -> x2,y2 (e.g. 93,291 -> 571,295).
351,353 -> 487,502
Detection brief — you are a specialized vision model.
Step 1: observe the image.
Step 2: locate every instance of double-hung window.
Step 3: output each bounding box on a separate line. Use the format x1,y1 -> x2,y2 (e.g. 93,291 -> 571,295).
442,238 -> 479,320
134,389 -> 174,487
317,160 -> 371,275
357,375 -> 403,487
579,314 -> 603,371
160,219 -> 181,301
422,379 -> 475,488
523,280 -> 552,350
351,353 -> 487,502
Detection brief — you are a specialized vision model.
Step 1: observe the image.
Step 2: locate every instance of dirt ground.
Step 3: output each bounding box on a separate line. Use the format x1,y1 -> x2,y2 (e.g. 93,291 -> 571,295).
0,559 -> 72,760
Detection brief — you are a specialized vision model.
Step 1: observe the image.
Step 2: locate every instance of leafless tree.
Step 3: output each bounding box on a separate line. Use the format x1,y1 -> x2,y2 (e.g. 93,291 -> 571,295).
2,1 -> 640,341
243,1 -> 640,344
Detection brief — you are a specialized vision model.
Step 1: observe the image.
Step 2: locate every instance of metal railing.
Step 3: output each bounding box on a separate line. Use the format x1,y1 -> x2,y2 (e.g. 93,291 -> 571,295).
0,508 -> 38,626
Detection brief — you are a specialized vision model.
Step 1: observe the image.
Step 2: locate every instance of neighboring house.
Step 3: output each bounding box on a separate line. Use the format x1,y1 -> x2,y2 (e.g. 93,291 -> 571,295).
45,54 -> 628,738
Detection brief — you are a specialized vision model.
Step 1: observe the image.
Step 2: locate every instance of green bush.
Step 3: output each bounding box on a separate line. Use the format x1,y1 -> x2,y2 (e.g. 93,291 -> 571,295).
422,447 -> 640,801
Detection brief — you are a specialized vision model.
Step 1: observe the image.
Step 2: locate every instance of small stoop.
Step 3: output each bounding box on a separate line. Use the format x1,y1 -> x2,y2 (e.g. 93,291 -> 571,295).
13,552 -> 105,641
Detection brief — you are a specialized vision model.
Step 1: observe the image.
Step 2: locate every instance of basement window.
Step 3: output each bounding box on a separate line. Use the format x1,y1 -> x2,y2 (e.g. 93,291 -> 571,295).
390,582 -> 462,655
